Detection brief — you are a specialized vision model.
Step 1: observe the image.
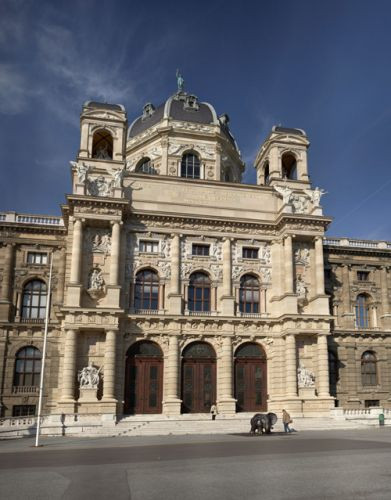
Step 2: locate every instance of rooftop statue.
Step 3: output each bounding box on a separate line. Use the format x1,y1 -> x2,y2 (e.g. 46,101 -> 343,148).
176,69 -> 185,93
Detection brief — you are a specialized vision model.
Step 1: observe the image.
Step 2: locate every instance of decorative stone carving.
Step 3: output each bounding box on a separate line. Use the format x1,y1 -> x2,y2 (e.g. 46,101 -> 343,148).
260,245 -> 271,265
161,238 -> 171,259
180,263 -> 194,279
159,261 -> 171,279
304,187 -> 327,207
295,275 -> 307,297
297,363 -> 315,387
211,242 -> 222,260
291,194 -> 309,214
274,185 -> 293,205
232,265 -> 243,280
294,246 -> 310,266
86,176 -> 112,197
148,146 -> 162,160
70,161 -> 91,184
110,167 -> 126,188
88,267 -> 105,290
260,267 -> 271,282
78,363 -> 101,389
210,264 -> 223,281
86,230 -> 111,254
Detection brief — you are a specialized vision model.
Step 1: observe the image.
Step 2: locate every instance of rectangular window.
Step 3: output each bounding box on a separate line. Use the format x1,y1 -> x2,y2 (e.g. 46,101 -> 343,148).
27,252 -> 47,265
192,244 -> 210,256
242,247 -> 259,259
357,271 -> 369,281
139,240 -> 159,253
12,405 -> 36,417
364,400 -> 380,408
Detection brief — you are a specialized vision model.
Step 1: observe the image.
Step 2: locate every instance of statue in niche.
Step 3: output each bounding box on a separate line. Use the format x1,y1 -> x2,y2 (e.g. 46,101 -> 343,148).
292,194 -> 309,214
274,185 -> 293,205
78,362 -> 102,389
176,69 -> 185,92
295,247 -> 310,266
304,187 -> 327,207
297,363 -> 315,388
94,142 -> 111,160
88,268 -> 105,290
87,176 -> 111,197
295,275 -> 307,297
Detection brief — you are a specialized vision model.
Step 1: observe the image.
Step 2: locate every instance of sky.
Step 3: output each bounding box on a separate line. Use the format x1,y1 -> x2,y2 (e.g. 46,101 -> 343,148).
0,0 -> 390,240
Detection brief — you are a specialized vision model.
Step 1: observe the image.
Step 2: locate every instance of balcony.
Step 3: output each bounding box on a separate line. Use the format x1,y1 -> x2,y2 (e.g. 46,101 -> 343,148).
12,386 -> 39,394
19,318 -> 45,324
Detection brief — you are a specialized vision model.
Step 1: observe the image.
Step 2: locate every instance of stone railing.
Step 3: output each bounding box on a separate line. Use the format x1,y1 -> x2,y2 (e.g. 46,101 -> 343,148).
12,386 -> 39,394
0,416 -> 37,428
324,237 -> 390,250
134,309 -> 160,315
0,211 -> 64,226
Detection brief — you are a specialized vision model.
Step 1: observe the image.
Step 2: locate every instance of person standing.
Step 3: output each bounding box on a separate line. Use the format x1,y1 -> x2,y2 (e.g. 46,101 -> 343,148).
282,409 -> 293,433
210,403 -> 218,421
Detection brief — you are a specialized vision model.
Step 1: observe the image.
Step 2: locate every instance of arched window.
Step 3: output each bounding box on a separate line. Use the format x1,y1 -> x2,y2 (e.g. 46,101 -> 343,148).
264,161 -> 270,185
136,158 -> 157,175
355,293 -> 370,328
134,269 -> 159,310
21,280 -> 47,320
361,351 -> 377,386
14,346 -> 41,387
92,129 -> 113,159
181,153 -> 200,179
239,274 -> 260,313
328,350 -> 339,395
281,153 -> 297,180
188,272 -> 210,312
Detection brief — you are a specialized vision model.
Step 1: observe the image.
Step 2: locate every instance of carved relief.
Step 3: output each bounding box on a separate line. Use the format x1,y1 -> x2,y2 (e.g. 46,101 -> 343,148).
85,229 -> 111,254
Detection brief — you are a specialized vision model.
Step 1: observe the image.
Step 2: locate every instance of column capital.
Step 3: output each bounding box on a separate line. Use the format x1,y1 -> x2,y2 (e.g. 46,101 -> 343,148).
110,220 -> 123,226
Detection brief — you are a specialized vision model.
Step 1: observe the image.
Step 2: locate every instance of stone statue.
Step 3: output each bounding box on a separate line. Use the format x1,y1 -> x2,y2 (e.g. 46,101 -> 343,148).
297,363 -> 315,387
87,176 -> 111,197
295,275 -> 307,296
176,69 -> 185,92
292,194 -> 309,213
71,161 -> 91,184
274,185 -> 293,205
88,268 -> 105,290
78,362 -> 101,389
111,167 -> 126,188
94,142 -> 111,160
304,187 -> 327,207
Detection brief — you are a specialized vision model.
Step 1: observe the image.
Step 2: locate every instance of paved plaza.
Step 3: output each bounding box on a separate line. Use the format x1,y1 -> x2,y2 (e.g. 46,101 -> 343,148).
0,428 -> 390,499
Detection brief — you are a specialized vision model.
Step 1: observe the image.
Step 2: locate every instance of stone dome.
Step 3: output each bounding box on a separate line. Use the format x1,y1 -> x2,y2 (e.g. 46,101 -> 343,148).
127,92 -> 240,152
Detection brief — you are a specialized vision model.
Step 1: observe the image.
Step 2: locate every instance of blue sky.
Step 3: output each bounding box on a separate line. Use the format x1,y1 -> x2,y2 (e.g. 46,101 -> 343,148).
1,0 -> 390,240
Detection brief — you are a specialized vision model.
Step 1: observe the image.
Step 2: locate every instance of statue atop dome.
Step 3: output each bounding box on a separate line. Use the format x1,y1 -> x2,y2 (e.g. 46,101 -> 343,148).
176,69 -> 185,93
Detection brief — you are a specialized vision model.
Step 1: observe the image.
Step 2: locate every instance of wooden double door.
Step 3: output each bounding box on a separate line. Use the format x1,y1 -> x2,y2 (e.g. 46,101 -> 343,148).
235,358 -> 267,412
182,359 -> 216,413
124,356 -> 163,414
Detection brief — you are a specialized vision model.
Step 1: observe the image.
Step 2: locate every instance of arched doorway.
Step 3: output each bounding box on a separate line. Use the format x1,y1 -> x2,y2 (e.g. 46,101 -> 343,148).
235,343 -> 267,412
124,341 -> 163,414
182,342 -> 216,413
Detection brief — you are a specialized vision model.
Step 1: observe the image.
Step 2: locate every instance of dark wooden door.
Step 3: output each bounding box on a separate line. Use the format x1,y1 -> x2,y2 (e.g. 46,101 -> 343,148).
235,359 -> 267,412
182,359 -> 216,413
125,357 -> 163,414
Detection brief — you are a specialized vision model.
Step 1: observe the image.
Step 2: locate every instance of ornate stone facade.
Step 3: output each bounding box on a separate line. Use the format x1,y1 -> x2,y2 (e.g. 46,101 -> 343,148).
0,94 -> 390,421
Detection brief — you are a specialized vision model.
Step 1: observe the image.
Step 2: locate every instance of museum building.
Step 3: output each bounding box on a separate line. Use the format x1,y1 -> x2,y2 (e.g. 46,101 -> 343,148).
0,84 -> 390,422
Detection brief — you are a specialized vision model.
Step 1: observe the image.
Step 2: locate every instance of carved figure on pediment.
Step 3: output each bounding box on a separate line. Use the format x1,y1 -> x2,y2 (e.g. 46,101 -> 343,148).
297,363 -> 315,388
71,161 -> 91,184
148,146 -> 162,160
168,143 -> 185,156
304,187 -> 327,207
274,185 -> 293,205
78,363 -> 101,389
125,159 -> 137,172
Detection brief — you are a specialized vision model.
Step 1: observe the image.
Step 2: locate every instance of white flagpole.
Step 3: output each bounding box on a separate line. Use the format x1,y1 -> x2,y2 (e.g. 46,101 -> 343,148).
35,252 -> 53,447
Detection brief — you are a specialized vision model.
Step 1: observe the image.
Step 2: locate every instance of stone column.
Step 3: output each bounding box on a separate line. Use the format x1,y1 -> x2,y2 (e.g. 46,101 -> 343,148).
380,267 -> 390,314
222,238 -> 232,296
163,335 -> 181,415
109,221 -> 121,286
317,334 -> 330,397
342,265 -> 351,314
103,330 -> 117,401
170,234 -> 180,295
285,334 -> 297,397
56,247 -> 66,305
217,336 -> 236,414
271,239 -> 282,298
314,237 -> 325,295
70,219 -> 83,284
284,236 -> 294,294
62,329 -> 77,401
0,244 -> 14,301
169,234 -> 182,314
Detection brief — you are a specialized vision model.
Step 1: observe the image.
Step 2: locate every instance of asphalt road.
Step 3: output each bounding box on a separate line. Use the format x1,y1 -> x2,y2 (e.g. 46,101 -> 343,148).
1,429 -> 391,500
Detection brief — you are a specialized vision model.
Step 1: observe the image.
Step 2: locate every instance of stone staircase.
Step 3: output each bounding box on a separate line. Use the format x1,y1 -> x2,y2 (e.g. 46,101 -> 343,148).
113,413 -> 368,437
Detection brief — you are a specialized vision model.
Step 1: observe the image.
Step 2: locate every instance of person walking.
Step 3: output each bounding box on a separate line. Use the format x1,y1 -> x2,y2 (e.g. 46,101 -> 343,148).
210,403 -> 218,421
282,409 -> 293,433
